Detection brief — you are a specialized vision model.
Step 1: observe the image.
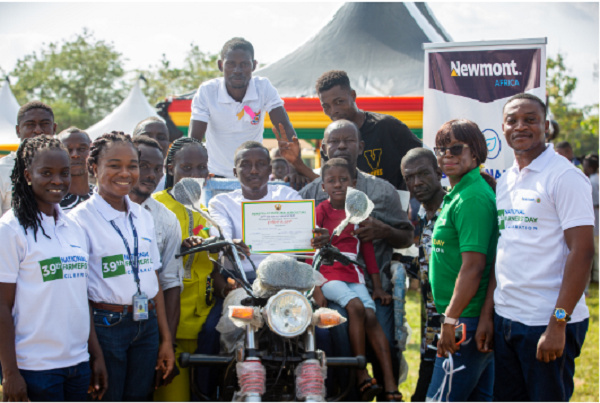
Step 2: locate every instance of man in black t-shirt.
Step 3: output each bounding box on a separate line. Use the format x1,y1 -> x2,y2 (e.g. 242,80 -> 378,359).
275,71 -> 421,190
316,70 -> 422,190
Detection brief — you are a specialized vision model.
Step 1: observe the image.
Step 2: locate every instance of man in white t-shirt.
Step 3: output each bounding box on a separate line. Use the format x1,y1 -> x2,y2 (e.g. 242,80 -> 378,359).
129,136 -> 183,348
484,93 -> 595,401
208,141 -> 303,281
189,37 -> 298,179
0,101 -> 57,216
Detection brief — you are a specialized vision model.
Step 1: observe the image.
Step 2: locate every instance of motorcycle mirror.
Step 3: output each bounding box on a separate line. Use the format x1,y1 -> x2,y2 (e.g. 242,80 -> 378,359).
331,187 -> 374,238
172,177 -> 223,237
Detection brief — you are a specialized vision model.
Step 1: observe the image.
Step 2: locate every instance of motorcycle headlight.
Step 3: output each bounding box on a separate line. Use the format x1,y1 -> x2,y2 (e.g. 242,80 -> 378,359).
264,290 -> 313,338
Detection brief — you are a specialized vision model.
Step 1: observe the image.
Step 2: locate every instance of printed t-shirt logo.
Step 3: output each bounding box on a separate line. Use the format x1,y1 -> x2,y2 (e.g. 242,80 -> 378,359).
237,105 -> 261,125
498,208 -> 538,231
39,255 -> 88,282
364,149 -> 383,176
432,238 -> 445,254
101,253 -> 154,278
102,254 -> 128,279
40,257 -> 63,282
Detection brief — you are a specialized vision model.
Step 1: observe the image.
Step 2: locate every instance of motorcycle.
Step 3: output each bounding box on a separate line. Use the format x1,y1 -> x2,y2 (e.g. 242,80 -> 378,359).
172,178 -> 370,402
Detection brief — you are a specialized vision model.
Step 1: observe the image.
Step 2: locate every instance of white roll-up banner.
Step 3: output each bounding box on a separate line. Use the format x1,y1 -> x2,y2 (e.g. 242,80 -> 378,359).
423,38 -> 547,181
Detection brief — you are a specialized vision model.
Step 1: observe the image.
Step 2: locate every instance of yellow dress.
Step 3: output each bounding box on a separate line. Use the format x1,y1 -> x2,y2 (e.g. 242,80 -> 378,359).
153,189 -> 216,401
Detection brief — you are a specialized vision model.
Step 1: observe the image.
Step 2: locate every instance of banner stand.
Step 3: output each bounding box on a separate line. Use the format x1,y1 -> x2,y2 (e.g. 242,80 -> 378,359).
423,38 -> 547,182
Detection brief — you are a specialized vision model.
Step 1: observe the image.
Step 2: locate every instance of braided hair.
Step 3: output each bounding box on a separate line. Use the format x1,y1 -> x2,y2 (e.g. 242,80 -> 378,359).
164,137 -> 206,189
87,131 -> 137,177
11,135 -> 67,241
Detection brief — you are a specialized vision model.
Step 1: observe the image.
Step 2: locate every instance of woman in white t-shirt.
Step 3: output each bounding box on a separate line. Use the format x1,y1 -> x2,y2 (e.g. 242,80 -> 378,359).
70,132 -> 174,401
0,136 -> 106,401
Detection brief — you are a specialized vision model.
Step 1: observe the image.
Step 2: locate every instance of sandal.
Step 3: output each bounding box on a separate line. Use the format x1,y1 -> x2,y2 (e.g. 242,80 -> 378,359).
382,390 -> 404,402
358,377 -> 382,402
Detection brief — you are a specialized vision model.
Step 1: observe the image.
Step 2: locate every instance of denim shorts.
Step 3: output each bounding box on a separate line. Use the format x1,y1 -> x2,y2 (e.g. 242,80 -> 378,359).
321,280 -> 376,312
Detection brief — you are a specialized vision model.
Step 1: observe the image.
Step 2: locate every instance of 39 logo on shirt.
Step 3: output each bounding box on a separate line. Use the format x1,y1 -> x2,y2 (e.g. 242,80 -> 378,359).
39,257 -> 63,282
102,254 -> 128,279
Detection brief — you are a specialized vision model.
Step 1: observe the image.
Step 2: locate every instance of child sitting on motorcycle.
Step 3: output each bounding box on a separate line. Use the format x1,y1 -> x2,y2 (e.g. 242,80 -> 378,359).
312,158 -> 402,402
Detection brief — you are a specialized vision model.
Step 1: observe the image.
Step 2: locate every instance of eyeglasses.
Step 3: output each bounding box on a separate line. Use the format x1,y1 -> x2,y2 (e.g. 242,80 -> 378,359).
433,144 -> 470,157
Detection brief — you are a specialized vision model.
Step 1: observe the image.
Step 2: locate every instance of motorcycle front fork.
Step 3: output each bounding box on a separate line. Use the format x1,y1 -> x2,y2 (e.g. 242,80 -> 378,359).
237,325 -> 327,402
237,325 -> 264,402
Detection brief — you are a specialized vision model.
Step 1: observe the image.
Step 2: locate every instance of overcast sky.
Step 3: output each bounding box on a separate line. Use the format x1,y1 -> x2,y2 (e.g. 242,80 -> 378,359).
0,1 -> 598,107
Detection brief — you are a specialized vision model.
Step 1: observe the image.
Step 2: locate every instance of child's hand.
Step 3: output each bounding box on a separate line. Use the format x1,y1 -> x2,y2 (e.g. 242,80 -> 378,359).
311,228 -> 330,249
312,286 -> 328,308
371,287 -> 392,305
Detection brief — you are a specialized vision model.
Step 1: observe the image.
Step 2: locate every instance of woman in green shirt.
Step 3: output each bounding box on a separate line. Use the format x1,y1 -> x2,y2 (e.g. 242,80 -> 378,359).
426,119 -> 498,401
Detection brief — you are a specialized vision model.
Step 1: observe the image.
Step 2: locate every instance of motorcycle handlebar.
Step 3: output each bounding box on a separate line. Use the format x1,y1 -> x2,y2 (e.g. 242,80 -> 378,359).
315,244 -> 366,269
179,352 -> 365,369
176,237 -> 231,258
179,352 -> 233,368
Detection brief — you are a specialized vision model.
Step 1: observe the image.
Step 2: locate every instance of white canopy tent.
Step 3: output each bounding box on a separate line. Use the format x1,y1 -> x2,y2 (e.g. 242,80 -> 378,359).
0,80 -> 21,145
86,81 -> 162,140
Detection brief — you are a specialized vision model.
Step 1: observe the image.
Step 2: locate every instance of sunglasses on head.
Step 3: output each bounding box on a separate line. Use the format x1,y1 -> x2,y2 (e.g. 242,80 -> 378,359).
433,144 -> 470,157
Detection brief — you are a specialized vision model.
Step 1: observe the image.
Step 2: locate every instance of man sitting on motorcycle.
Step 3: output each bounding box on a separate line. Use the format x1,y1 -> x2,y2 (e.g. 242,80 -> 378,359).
208,141 -> 329,282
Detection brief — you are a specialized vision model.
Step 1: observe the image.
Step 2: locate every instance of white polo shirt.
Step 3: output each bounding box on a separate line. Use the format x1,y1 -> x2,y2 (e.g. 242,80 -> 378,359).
0,152 -> 16,217
70,192 -> 161,305
208,185 -> 300,273
0,206 -> 90,370
140,196 -> 183,292
495,144 -> 594,326
191,76 -> 284,178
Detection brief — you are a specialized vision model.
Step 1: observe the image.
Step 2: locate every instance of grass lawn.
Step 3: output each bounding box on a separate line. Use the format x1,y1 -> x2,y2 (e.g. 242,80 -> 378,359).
1,285 -> 598,401
398,283 -> 599,401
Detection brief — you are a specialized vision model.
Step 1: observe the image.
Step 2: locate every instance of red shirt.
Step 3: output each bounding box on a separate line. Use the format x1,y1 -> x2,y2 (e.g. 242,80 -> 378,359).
315,200 -> 379,284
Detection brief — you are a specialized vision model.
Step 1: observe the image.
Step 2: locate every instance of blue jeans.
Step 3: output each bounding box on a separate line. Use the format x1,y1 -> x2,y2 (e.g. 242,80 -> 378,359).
19,361 -> 90,401
426,317 -> 494,402
93,307 -> 159,401
493,313 -> 588,401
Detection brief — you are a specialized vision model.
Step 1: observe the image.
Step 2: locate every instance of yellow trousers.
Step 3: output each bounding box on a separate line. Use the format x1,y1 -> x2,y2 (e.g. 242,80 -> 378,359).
154,339 -> 197,402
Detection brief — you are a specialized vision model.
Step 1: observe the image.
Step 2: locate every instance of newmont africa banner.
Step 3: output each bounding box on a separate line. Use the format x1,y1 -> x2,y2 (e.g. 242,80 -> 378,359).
423,38 -> 547,180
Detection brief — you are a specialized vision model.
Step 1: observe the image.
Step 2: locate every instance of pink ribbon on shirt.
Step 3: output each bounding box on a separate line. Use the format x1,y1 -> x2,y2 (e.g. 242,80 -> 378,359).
243,105 -> 256,119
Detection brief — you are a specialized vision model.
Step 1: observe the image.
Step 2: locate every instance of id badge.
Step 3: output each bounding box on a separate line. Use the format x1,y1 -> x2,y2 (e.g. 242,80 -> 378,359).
133,291 -> 149,321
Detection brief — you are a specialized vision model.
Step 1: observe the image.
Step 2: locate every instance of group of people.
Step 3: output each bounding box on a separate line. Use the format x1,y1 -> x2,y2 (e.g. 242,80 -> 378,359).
399,94 -> 596,402
0,35 -> 596,403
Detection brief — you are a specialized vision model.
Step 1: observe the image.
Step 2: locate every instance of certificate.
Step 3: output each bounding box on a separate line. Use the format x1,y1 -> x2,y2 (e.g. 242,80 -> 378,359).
242,200 -> 315,253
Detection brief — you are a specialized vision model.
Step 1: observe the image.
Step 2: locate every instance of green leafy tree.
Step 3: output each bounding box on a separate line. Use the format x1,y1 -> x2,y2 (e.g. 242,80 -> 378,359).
139,43 -> 220,105
547,53 -> 599,156
9,29 -> 126,130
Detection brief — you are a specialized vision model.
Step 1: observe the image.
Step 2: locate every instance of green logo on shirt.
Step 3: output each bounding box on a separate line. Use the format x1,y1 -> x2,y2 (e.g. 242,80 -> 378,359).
39,257 -> 63,282
102,254 -> 127,279
498,209 -> 505,230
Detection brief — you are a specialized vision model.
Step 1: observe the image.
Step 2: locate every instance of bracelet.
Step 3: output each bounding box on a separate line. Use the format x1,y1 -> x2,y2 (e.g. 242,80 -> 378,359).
442,314 -> 459,326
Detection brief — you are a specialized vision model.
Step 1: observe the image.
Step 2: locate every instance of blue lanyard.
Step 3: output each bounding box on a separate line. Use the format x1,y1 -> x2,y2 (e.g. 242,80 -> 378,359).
110,214 -> 141,293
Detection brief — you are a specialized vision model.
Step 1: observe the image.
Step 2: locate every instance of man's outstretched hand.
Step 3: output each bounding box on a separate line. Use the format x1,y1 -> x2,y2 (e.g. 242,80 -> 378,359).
273,123 -> 302,165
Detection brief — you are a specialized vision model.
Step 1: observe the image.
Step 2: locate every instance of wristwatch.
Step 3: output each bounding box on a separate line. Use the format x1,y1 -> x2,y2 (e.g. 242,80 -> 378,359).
442,314 -> 459,326
553,308 -> 571,323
